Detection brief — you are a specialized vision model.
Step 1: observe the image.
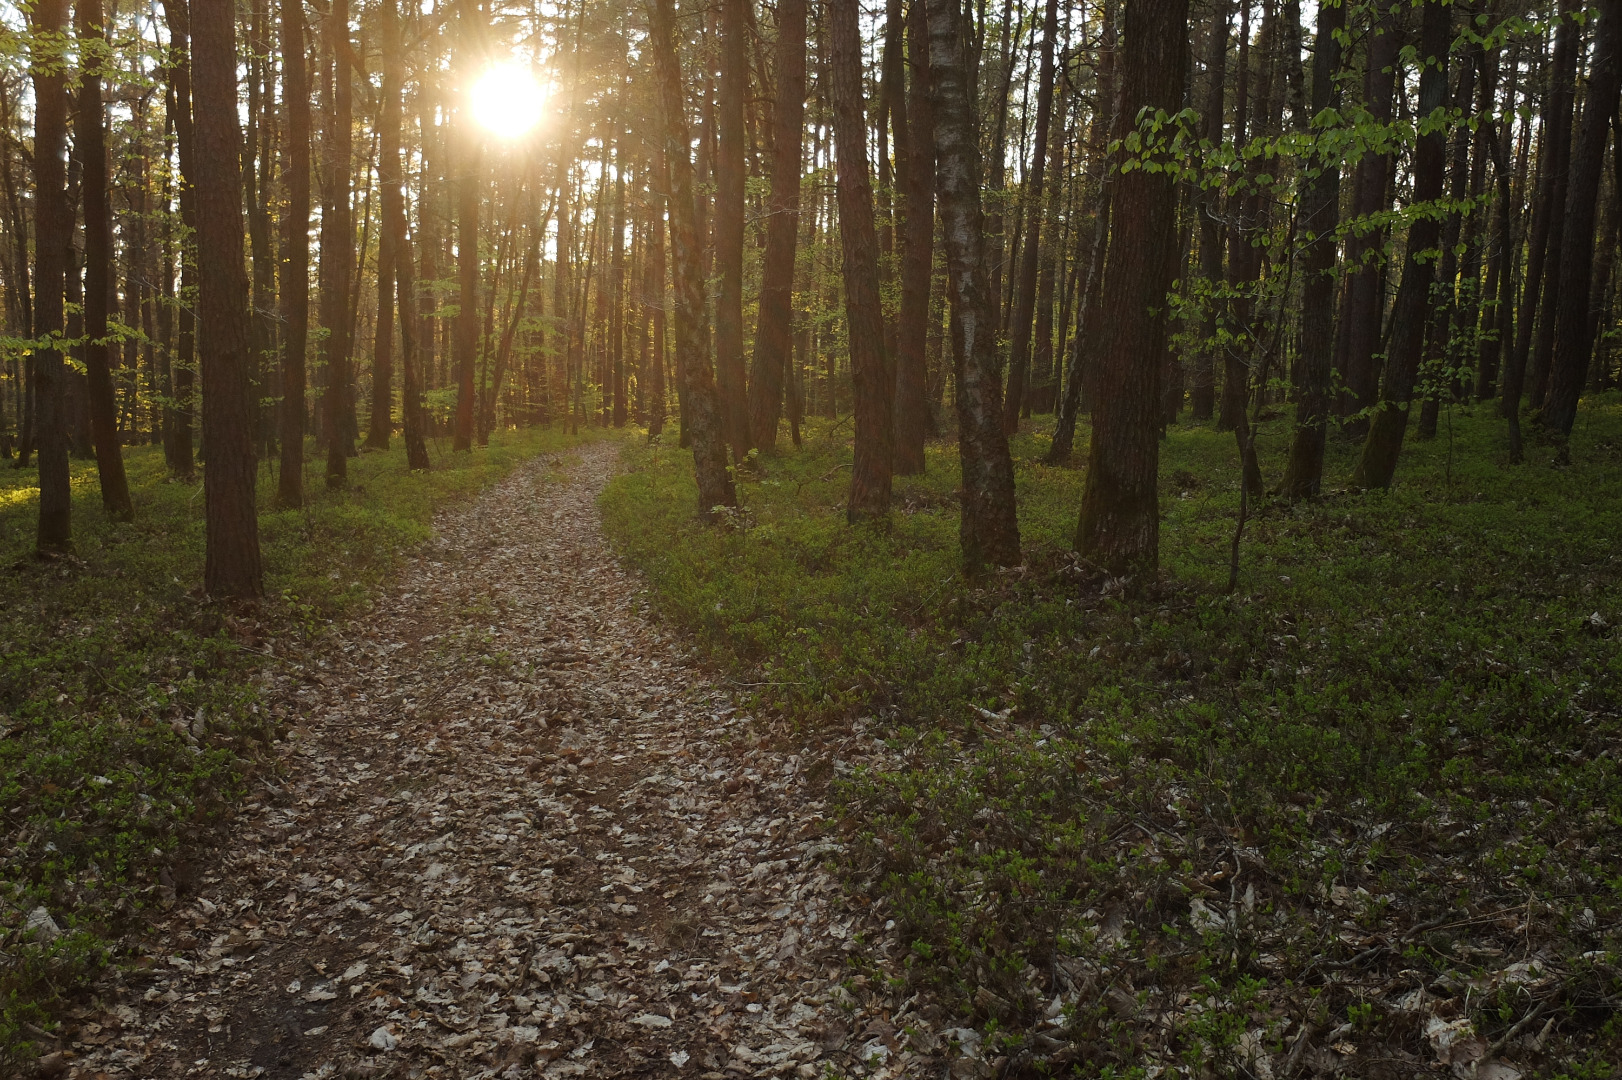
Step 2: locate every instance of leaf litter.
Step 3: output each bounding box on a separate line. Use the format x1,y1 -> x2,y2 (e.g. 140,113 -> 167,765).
62,443 -> 944,1080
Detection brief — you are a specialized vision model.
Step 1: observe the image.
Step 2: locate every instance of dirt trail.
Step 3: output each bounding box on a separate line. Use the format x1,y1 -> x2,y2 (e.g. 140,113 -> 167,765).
69,441 -> 941,1080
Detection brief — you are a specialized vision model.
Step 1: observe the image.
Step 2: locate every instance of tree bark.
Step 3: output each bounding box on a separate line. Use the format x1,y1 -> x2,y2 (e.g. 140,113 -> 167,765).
321,0 -> 355,483
1527,5 -> 1582,412
368,0 -> 404,452
245,0 -> 278,460
1217,0 -> 1252,436
1333,0 -> 1399,437
926,0 -> 1020,566
893,0 -> 934,474
714,0 -> 750,458
1075,0 -> 1188,574
647,187 -> 668,439
1031,74 -> 1069,417
1046,0 -> 1117,464
611,156 -> 628,428
383,3 -> 430,475
452,0 -> 482,451
1002,0 -> 1059,434
1352,0 -> 1448,490
277,0 -> 311,506
746,0 -> 808,452
1417,44 -> 1478,439
1542,0 -> 1622,442
162,1 -> 196,481
984,0 -> 1024,339
192,0 -> 265,596
29,0 -> 71,552
1192,0 -> 1227,421
1279,0 -> 1344,498
829,0 -> 895,521
75,0 -> 134,521
1475,42 -> 1515,400
649,0 -> 736,518
1503,0 -> 1576,459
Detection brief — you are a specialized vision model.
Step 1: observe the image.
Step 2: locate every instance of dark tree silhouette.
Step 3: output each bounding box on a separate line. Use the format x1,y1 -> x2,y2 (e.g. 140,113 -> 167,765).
192,0 -> 265,596
277,0 -> 311,507
829,0 -> 894,522
29,0 -> 71,553
746,0 -> 808,453
649,0 -> 736,519
1075,0 -> 1188,573
1353,0 -> 1449,490
75,0 -> 133,521
1280,0 -> 1345,498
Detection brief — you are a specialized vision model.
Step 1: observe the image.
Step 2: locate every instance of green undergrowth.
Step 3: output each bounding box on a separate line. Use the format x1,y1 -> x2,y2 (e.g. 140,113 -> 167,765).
0,423 -> 597,1063
601,400 -> 1622,1075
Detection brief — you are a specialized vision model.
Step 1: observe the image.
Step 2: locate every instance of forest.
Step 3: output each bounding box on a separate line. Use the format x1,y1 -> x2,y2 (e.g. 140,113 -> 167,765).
0,0 -> 1620,1074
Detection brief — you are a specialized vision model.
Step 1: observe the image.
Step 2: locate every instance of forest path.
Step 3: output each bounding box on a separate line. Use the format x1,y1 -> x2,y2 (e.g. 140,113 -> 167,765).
75,440 -> 919,1080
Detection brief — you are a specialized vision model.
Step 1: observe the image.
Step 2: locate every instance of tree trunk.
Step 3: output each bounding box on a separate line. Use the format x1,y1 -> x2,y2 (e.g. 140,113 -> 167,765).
1217,0 -> 1252,436
368,0 -> 403,452
1352,0 -> 1448,489
746,0 -> 808,452
650,0 -> 736,518
192,0 -> 265,596
452,1 -> 482,451
1504,0 -> 1576,459
245,0 -> 278,460
162,2 -> 196,481
1527,7 -> 1582,413
1075,0 -> 1188,574
829,0 -> 894,521
927,0 -> 1021,566
75,0 -> 134,521
1046,0 -> 1117,463
319,0 -> 354,483
396,223 -> 430,471
383,2 -> 430,475
647,187 -> 668,439
1542,0 -> 1622,442
1279,0 -> 1344,498
893,0 -> 934,473
611,156 -> 628,428
1587,124 -> 1622,390
1417,44 -> 1478,439
1031,74 -> 1069,417
277,0 -> 311,506
714,0 -> 750,458
29,0 -> 71,552
1475,42 -> 1516,400
1192,0 -> 1227,422
1333,0 -> 1399,437
984,0 -> 1024,339
1002,0 -> 1059,434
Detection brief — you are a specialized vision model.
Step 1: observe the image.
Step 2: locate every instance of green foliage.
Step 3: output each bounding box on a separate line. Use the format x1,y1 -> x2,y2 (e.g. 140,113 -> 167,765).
0,425 -> 593,1064
602,400 -> 1622,1073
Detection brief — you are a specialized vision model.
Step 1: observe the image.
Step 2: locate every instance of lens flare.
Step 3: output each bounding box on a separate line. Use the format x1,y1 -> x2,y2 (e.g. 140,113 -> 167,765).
470,62 -> 545,139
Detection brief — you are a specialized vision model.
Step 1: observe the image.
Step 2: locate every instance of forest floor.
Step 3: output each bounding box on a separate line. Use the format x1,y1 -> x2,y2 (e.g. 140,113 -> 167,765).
54,442 -> 933,1080
601,402 -> 1622,1080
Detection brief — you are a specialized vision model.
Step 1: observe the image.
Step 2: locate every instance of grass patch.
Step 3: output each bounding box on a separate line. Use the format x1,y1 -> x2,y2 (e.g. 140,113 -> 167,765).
601,400 -> 1622,1076
0,424 -> 596,1063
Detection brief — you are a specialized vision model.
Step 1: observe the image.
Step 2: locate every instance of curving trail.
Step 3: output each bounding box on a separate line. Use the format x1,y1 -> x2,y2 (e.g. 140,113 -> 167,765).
71,441 -> 940,1080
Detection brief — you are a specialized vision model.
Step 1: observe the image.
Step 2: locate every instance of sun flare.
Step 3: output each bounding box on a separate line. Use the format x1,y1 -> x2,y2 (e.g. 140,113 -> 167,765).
470,62 -> 546,139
